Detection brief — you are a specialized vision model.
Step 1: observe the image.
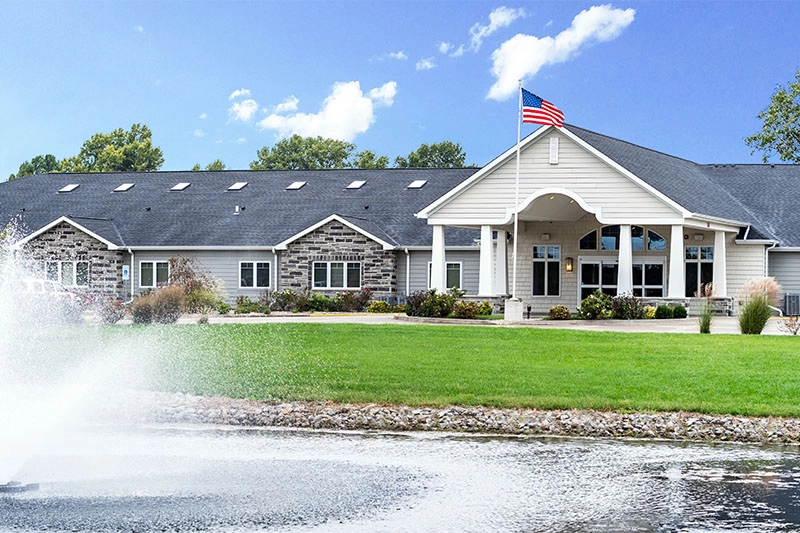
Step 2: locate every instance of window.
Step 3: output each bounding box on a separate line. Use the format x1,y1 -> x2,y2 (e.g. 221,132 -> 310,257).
140,261 -> 169,288
240,261 -> 270,288
632,261 -> 665,297
532,245 -> 560,296
113,183 -> 135,192
581,226 -> 665,251
407,180 -> 427,189
346,180 -> 366,189
313,261 -> 361,289
228,182 -> 248,191
286,181 -> 306,190
58,183 -> 80,193
427,262 -> 462,289
171,182 -> 191,191
685,246 -> 713,297
45,260 -> 89,287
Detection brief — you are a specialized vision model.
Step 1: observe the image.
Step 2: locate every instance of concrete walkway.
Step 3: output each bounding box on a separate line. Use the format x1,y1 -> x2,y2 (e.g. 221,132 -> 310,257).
182,312 -> 795,335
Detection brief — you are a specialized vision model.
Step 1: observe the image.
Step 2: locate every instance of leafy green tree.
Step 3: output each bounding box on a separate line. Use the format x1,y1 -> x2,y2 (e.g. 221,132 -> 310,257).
745,68 -> 800,163
351,150 -> 389,169
191,159 -> 227,171
251,135 -> 357,170
59,123 -> 164,172
9,154 -> 59,180
394,141 -> 467,168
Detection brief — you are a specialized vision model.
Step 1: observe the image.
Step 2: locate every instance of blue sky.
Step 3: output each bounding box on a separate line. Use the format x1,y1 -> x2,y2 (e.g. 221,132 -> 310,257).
2,1 -> 799,180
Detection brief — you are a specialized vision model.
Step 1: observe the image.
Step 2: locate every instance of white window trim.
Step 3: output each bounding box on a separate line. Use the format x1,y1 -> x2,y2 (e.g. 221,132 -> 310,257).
45,260 -> 90,287
532,245 -> 561,297
312,261 -> 362,290
427,261 -> 463,290
139,261 -> 169,288
239,261 -> 271,289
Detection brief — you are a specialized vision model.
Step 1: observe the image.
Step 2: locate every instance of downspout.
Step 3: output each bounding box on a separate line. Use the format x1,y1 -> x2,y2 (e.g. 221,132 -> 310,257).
272,247 -> 279,292
765,241 -> 777,277
404,248 -> 410,299
127,248 -> 135,303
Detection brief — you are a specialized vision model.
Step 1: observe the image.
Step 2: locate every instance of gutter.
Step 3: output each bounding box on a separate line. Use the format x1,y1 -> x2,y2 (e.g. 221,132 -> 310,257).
127,248 -> 135,303
404,248 -> 410,298
765,241 -> 778,277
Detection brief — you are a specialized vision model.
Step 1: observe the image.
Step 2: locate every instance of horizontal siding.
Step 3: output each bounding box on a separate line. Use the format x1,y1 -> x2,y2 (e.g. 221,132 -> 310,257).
727,242 -> 765,299
404,249 -> 480,296
431,130 -> 681,223
770,252 -> 800,294
133,250 -> 276,304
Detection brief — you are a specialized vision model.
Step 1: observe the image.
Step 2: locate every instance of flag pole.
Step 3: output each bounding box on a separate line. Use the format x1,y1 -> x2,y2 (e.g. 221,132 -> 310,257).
512,80 -> 522,300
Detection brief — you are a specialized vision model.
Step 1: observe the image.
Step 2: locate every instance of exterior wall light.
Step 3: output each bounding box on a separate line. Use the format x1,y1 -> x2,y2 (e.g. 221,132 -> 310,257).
565,257 -> 574,272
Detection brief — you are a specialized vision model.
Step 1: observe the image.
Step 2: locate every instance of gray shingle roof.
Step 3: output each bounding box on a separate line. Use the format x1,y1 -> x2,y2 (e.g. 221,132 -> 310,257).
566,125 -> 800,246
0,168 -> 481,248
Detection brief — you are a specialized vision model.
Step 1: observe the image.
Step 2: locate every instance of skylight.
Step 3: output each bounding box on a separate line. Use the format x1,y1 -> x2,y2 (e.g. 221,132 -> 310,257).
407,180 -> 427,189
347,180 -> 366,189
113,183 -> 135,192
171,182 -> 191,191
286,181 -> 306,190
228,182 -> 248,191
58,184 -> 80,193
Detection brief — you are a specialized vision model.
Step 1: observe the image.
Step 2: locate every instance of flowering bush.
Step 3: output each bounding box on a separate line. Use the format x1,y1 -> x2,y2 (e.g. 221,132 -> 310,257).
97,296 -> 126,324
644,306 -> 656,319
578,290 -> 612,320
548,305 -> 571,320
453,300 -> 480,319
478,301 -> 494,316
610,293 -> 644,320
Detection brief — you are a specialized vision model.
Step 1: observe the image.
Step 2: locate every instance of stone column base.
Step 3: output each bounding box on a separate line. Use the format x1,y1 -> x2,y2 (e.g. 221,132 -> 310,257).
504,298 -> 524,321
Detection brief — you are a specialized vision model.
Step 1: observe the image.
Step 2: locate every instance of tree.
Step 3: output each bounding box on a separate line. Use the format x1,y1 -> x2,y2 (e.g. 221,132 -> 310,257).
59,123 -> 165,172
191,159 -> 227,171
351,150 -> 389,169
9,154 -> 59,180
394,141 -> 467,168
251,135 -> 357,170
745,68 -> 800,163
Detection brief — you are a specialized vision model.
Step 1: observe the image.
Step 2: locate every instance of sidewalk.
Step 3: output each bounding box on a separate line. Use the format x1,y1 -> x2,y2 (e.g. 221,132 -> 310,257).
180,312 -> 794,335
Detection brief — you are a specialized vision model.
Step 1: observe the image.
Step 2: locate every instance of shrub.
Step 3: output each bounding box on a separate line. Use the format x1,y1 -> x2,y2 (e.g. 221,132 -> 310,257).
453,300 -> 480,319
478,301 -> 494,316
548,305 -> 571,320
578,290 -> 612,320
130,293 -> 154,324
779,316 -> 800,335
152,285 -> 185,323
367,300 -> 392,313
310,293 -> 334,312
234,295 -> 269,314
654,305 -> 674,319
392,303 -> 407,314
610,293 -> 644,320
217,302 -> 232,315
97,296 -> 127,324
336,287 -> 373,312
271,289 -> 298,311
185,288 -> 221,314
644,306 -> 656,319
738,295 -> 772,335
405,290 -> 432,316
405,288 -> 462,318
698,304 -> 714,334
673,305 -> 688,319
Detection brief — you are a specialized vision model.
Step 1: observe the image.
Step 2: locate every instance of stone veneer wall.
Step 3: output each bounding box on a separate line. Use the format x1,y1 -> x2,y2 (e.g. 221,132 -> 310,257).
23,222 -> 125,297
280,221 -> 397,298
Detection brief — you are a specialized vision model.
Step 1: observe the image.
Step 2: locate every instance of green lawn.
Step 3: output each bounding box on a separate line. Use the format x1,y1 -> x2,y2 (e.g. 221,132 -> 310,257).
125,323 -> 800,418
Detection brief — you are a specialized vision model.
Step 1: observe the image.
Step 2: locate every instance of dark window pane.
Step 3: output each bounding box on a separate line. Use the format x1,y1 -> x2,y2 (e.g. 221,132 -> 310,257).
347,262 -> 361,288
701,246 -> 714,260
685,246 -> 698,260
645,288 -> 664,297
156,262 -> 169,285
547,261 -> 560,296
256,262 -> 270,287
581,288 -> 595,300
446,263 -> 460,289
581,263 -> 599,285
602,263 -> 618,286
647,230 -> 665,251
533,246 -> 546,259
633,288 -> 642,297
700,262 -> 714,286
548,246 -> 560,259
645,264 -> 663,286
580,230 -> 597,250
76,262 -> 89,286
601,226 -> 620,250
533,262 -> 545,295
313,263 -> 327,287
141,263 -> 153,287
330,263 -> 344,288
46,262 -> 59,281
632,264 -> 643,285
241,262 -> 254,287
685,263 -> 698,297
631,226 -> 644,251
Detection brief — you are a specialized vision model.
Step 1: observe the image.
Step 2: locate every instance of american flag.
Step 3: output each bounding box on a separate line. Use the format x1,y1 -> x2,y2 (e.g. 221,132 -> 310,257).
522,89 -> 564,127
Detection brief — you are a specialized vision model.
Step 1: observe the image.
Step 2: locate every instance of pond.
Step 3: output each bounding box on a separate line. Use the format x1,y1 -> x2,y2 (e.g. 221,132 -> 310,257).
3,425 -> 800,532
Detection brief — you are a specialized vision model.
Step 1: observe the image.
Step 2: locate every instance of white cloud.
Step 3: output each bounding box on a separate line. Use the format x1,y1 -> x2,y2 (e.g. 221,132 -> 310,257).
133,25 -> 144,33
235,137 -> 247,144
229,88 -> 252,100
275,95 -> 299,113
487,4 -> 635,100
258,81 -> 397,142
198,112 -> 207,120
416,57 -> 436,71
229,98 -> 258,122
438,42 -> 453,54
469,6 -> 526,52
388,51 -> 407,60
193,129 -> 205,138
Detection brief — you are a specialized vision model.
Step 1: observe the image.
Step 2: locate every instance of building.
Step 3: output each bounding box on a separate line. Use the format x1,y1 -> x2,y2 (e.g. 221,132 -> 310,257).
1,124 -> 798,315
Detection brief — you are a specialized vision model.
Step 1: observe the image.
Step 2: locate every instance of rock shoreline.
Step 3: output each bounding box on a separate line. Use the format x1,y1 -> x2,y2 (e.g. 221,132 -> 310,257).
137,392 -> 800,446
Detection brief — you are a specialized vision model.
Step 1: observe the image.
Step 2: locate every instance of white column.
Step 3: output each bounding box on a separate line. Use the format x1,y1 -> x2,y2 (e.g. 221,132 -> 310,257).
430,224 -> 446,291
479,225 -> 494,296
494,230 -> 508,295
667,225 -> 685,298
713,231 -> 727,297
617,224 -> 633,295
